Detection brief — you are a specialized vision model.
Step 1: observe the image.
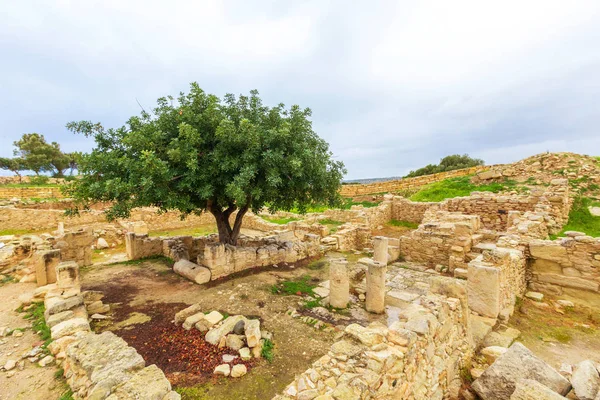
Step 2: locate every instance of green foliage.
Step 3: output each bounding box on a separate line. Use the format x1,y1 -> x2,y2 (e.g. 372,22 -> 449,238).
554,197 -> 600,238
1,275 -> 17,285
54,368 -> 65,380
270,275 -> 316,296
0,157 -> 25,180
175,385 -> 211,400
58,388 -> 75,400
24,302 -> 51,348
261,216 -> 301,225
387,219 -> 418,229
405,154 -> 484,178
29,175 -> 50,185
66,83 -> 345,245
409,176 -> 517,202
13,133 -> 67,176
261,338 -> 274,362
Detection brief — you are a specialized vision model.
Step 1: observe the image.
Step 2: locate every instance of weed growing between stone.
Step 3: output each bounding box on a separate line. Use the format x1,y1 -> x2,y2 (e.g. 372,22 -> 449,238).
261,338 -> 274,362
24,301 -> 52,349
270,275 -> 317,296
551,197 -> 600,238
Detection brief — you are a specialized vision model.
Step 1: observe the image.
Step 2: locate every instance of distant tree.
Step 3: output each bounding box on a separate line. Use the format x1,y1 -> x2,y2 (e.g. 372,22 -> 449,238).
66,152 -> 83,175
405,154 -> 484,178
0,157 -> 26,182
48,143 -> 71,177
13,133 -> 55,175
66,83 -> 346,245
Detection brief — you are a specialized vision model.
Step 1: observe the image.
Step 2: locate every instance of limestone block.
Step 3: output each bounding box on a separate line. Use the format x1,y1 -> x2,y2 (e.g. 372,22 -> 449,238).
329,259 -> 349,309
173,259 -> 211,284
468,262 -> 500,318
106,364 -> 172,400
472,343 -> 571,399
344,324 -> 385,346
183,312 -> 206,330
571,360 -> 600,400
45,295 -> 83,317
47,310 -> 75,328
56,261 -> 79,288
226,334 -> 245,351
481,346 -> 508,364
535,273 -> 599,292
34,249 -> 60,287
373,236 -> 389,265
510,379 -> 567,399
205,315 -> 246,345
174,304 -> 202,325
244,319 -> 261,348
50,317 -> 90,340
529,242 -> 570,264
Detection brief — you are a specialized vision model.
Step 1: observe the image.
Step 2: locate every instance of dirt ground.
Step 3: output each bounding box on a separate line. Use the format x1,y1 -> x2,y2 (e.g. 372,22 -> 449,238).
80,254 -> 376,400
0,282 -> 66,400
507,297 -> 600,369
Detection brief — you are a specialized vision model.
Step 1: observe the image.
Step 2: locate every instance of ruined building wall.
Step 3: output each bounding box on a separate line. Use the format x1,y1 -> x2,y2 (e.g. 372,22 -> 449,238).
528,236 -> 600,308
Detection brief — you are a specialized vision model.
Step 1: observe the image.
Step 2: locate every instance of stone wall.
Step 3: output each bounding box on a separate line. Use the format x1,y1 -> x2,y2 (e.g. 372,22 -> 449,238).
399,211 -> 480,271
391,196 -> 438,224
528,235 -> 600,307
467,245 -> 527,319
54,228 -> 94,267
126,232 -> 322,281
0,186 -> 65,199
339,165 -> 494,197
275,278 -> 472,400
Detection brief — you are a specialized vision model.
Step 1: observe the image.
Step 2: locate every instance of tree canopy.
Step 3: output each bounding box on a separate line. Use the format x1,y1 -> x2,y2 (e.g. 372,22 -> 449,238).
66,83 -> 346,245
404,154 -> 484,178
1,133 -> 73,177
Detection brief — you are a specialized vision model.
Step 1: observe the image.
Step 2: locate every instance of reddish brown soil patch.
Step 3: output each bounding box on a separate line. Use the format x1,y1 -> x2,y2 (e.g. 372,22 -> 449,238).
116,318 -> 256,386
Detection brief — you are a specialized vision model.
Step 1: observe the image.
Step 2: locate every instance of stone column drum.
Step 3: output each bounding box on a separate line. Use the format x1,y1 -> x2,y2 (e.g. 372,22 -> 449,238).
373,236 -> 389,266
363,258 -> 387,314
329,258 -> 349,309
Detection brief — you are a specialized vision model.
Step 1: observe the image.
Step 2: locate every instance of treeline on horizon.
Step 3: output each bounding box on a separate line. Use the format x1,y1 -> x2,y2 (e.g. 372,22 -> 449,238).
0,133 -> 81,181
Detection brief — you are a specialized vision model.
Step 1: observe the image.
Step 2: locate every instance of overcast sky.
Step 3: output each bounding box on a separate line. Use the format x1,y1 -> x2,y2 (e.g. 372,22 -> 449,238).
1,1 -> 600,179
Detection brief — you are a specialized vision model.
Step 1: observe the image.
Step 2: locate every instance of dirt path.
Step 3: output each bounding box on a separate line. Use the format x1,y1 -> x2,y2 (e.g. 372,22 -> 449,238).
81,257 -> 352,400
0,282 -> 66,400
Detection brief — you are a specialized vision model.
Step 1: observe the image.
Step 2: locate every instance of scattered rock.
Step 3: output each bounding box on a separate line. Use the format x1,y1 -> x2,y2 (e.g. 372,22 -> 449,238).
174,304 -> 202,325
556,300 -> 574,308
222,354 -> 237,363
233,320 -> 245,335
38,355 -> 54,367
214,364 -> 231,376
525,291 -> 544,302
245,319 -> 261,348
206,315 -> 245,345
3,359 -> 16,371
87,300 -> 110,314
183,312 -> 206,330
482,327 -> 521,348
571,360 -> 600,400
91,313 -> 110,320
226,334 -> 245,351
239,347 -> 252,361
97,238 -> 109,249
481,346 -> 508,364
559,363 -> 573,376
231,364 -> 247,378
12,330 -> 24,337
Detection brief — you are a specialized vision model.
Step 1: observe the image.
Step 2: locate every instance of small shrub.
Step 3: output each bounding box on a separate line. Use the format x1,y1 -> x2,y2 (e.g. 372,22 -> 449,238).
29,175 -> 50,185
261,338 -> 274,362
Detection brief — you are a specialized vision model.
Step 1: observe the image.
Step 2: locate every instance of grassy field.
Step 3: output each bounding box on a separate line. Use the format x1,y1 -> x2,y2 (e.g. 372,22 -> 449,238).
387,219 -> 419,229
409,176 -> 519,202
261,216 -> 301,225
148,226 -> 217,237
552,197 -> 600,238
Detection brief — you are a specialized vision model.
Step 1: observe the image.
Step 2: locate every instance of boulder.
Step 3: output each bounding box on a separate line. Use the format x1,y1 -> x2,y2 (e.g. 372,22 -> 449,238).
205,316 -> 246,345
233,320 -> 245,335
510,379 -> 567,399
173,260 -> 211,284
245,319 -> 261,348
571,360 -> 600,400
472,343 -> 571,399
97,238 -> 109,249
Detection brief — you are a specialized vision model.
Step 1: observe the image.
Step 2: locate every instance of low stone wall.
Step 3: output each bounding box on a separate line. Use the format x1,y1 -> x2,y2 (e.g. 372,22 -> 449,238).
0,186 -> 65,199
126,232 -> 322,280
54,228 -> 94,267
339,165 -> 494,197
528,235 -> 600,307
275,282 -> 472,399
391,196 -> 437,224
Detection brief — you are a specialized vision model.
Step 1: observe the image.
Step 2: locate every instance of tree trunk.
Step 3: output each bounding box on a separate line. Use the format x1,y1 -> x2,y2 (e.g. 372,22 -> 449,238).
208,202 -> 249,246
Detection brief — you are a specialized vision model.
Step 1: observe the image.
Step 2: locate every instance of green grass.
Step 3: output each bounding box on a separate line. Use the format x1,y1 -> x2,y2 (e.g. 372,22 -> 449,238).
261,216 -> 301,225
409,176 -> 518,202
307,260 -> 328,270
0,229 -> 37,236
342,199 -> 379,209
149,226 -> 216,237
387,219 -> 419,229
23,302 -> 51,349
554,197 -> 600,238
58,388 -> 74,400
1,275 -> 17,286
270,275 -> 316,296
261,338 -> 274,362
175,385 -> 211,400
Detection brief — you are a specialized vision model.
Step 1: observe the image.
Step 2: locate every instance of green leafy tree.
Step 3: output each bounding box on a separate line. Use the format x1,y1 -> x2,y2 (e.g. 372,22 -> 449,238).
405,154 -> 484,178
13,133 -> 55,175
66,83 -> 346,245
48,143 -> 71,177
0,157 -> 26,182
66,152 -> 83,175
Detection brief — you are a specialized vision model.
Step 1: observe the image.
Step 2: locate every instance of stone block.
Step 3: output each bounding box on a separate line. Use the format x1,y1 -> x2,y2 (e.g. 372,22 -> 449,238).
173,259 -> 211,284
571,360 -> 600,400
205,315 -> 246,345
510,379 -> 568,399
472,343 -> 571,399
468,262 -> 500,318
106,364 -> 172,400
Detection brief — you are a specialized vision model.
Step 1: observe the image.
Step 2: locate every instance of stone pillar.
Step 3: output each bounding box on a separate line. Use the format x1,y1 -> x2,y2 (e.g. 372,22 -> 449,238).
57,222 -> 65,235
329,258 -> 349,309
373,236 -> 389,265
362,258 -> 387,314
56,261 -> 80,288
34,249 -> 61,286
